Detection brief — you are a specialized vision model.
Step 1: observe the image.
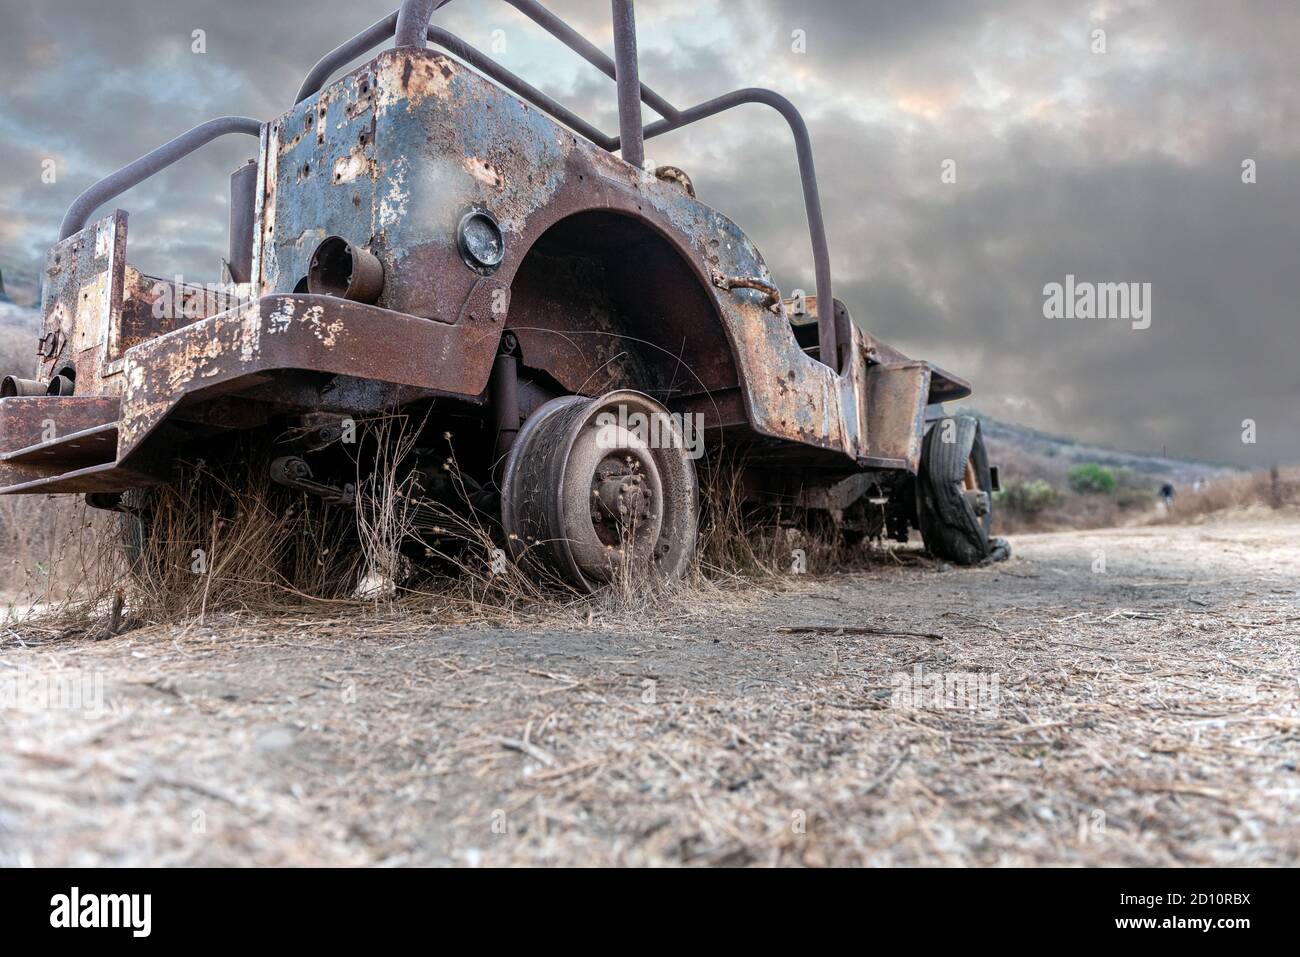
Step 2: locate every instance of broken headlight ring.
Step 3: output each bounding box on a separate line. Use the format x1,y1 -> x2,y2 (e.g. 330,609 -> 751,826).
457,208 -> 505,274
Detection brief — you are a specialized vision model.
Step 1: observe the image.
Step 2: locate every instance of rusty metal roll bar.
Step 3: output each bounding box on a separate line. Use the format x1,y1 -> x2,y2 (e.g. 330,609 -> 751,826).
56,0 -> 840,368
58,116 -> 262,241
637,89 -> 836,368
391,0 -> 678,119
609,0 -> 645,169
341,0 -> 840,366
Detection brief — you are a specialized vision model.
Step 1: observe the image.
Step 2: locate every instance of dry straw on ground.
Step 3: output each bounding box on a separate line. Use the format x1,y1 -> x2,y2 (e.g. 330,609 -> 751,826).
2,419 -> 891,641
3,516 -> 1296,866
1,441 -> 1296,866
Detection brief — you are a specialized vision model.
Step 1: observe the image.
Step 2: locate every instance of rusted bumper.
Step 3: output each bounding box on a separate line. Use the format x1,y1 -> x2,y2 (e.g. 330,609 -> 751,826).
0,294 -> 501,495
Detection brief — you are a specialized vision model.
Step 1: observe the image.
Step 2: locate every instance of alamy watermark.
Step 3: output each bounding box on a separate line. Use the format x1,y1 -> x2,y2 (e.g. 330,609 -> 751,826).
595,406 -> 705,460
1,671 -> 106,717
50,887 -> 150,937
891,665 -> 1000,715
1042,275 -> 1151,330
150,277 -> 258,321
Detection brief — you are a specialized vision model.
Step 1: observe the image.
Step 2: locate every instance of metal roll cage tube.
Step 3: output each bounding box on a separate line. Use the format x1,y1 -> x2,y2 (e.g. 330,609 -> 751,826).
58,0 -> 840,368
57,116 -> 261,241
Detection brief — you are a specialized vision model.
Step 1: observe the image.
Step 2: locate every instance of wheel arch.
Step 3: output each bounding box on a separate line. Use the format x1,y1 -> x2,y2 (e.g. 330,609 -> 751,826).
502,204 -> 747,424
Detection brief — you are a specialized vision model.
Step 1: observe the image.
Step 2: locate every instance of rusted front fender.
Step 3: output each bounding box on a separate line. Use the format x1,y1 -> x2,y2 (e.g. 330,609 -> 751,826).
0,294 -> 502,494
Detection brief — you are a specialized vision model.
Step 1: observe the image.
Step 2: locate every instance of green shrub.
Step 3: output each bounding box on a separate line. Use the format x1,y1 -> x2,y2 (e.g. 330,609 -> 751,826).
995,478 -> 1059,515
1115,486 -> 1154,509
1067,463 -> 1116,495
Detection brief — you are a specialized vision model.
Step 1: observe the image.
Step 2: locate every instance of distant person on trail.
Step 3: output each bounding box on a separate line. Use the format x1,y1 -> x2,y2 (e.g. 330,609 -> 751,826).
1160,482 -> 1175,508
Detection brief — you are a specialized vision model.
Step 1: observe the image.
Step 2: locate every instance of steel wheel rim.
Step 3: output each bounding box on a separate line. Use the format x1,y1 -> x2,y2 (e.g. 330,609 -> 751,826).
501,390 -> 697,592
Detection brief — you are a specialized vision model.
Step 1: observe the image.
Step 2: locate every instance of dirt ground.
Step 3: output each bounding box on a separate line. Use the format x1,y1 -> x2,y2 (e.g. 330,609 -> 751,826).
2,513 -> 1298,866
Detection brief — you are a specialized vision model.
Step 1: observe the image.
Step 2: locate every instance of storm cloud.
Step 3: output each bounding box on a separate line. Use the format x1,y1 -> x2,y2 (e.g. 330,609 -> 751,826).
0,0 -> 1295,466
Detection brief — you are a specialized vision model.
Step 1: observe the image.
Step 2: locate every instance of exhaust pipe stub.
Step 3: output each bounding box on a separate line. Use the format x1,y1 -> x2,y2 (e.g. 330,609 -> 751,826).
307,235 -> 384,304
2,376 -> 47,398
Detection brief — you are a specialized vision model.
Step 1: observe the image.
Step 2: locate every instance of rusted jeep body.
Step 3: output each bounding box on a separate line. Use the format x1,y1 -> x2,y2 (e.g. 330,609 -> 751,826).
0,1 -> 995,586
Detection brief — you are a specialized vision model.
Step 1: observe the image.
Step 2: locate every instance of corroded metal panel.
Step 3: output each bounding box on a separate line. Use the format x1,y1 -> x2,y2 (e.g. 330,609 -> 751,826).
0,395 -> 122,492
38,212 -> 243,400
862,361 -> 932,473
39,212 -> 128,390
263,49 -> 868,462
115,293 -> 500,461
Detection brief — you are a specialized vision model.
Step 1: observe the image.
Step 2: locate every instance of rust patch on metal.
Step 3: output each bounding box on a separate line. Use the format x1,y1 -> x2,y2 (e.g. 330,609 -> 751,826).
115,293 -> 499,460
465,155 -> 505,190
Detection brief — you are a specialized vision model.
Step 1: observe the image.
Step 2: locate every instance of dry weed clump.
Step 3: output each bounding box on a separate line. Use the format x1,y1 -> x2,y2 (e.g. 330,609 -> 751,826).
124,461 -> 363,619
123,416 -> 559,623
0,494 -> 121,641
3,424 -> 902,635
1147,465 -> 1300,525
0,494 -> 102,607
695,452 -> 891,584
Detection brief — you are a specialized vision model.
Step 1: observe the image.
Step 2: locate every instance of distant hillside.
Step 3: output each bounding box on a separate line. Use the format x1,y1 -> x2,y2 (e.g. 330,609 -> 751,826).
0,262 -> 42,309
966,409 -> 1238,489
0,302 -> 40,377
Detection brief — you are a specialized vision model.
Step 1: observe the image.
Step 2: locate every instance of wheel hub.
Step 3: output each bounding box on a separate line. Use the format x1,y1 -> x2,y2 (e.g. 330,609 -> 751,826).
500,390 -> 698,592
592,457 -> 654,530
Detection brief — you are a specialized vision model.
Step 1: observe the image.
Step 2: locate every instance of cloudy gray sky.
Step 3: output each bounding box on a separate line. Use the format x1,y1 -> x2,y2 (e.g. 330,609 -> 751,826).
1,0 -> 1296,467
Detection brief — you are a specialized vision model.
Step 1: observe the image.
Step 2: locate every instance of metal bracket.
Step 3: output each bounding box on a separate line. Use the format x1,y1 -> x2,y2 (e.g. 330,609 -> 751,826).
269,456 -> 355,505
37,330 -> 64,359
711,272 -> 782,312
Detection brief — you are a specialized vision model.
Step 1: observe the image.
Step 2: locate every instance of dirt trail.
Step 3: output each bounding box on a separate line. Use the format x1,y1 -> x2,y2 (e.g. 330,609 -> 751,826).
2,515 -> 1298,866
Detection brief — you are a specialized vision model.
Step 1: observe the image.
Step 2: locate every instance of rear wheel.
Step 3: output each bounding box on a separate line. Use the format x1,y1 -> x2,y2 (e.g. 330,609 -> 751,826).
917,415 -> 1010,565
500,390 -> 698,591
119,493 -> 149,576
86,490 -> 152,576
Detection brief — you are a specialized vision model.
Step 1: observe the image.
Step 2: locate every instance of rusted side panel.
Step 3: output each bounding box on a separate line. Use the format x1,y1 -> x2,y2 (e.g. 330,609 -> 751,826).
119,269 -> 237,354
0,395 -> 122,492
266,50 -> 866,462
788,294 -> 973,409
39,212 -> 129,390
37,213 -> 239,399
862,361 -> 932,472
259,68 -> 379,297
115,294 -> 500,461
0,396 -> 120,452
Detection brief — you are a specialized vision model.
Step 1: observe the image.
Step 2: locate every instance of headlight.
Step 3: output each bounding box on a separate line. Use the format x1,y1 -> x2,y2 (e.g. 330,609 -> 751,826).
457,208 -> 505,274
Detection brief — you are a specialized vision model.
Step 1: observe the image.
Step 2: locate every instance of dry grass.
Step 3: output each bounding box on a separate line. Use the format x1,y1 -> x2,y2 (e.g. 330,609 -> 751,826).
1147,465 -> 1300,525
126,465 -> 362,618
695,451 -> 886,582
114,418 -> 560,627
0,494 -> 120,632
3,517 -> 1297,866
994,488 -> 1153,534
4,422 -> 890,639
987,440 -> 1160,534
0,496 -> 97,602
